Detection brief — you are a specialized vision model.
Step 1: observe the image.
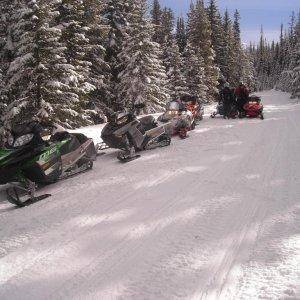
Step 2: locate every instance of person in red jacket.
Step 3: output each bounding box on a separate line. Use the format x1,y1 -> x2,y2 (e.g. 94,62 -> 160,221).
235,82 -> 249,117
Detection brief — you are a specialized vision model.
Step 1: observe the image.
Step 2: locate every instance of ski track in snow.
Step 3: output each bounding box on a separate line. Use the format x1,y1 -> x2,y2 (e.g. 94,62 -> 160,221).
0,90 -> 299,300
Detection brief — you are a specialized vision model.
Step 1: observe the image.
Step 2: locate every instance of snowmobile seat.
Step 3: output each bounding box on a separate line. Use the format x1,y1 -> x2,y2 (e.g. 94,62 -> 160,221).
71,133 -> 89,145
249,96 -> 261,103
51,131 -> 70,142
51,131 -> 81,156
139,116 -> 157,133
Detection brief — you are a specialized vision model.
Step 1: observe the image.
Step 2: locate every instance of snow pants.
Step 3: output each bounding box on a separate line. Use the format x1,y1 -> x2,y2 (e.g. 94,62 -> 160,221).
223,101 -> 233,117
237,98 -> 247,115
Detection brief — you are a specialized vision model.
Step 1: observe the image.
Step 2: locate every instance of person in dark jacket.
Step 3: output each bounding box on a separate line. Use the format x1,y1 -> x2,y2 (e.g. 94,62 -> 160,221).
235,82 -> 249,117
221,83 -> 235,118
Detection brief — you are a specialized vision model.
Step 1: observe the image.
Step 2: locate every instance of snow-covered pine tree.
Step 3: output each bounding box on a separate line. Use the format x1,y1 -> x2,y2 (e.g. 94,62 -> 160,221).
118,0 -> 170,113
103,0 -> 132,110
163,39 -> 188,100
151,3 -> 174,46
183,43 -> 208,102
82,0 -> 111,116
255,27 -> 269,90
231,9 -> 244,86
0,67 -> 5,143
4,0 -> 94,129
0,0 -> 14,74
187,0 -> 219,101
291,19 -> 300,99
242,50 -> 257,92
222,9 -> 237,85
150,0 -> 162,44
56,0 -> 95,126
233,9 -> 241,44
159,7 -> 187,100
0,67 -> 6,116
4,1 -> 40,127
176,16 -> 187,53
207,0 -> 226,79
160,8 -> 174,44
254,12 -> 300,95
0,0 -> 18,122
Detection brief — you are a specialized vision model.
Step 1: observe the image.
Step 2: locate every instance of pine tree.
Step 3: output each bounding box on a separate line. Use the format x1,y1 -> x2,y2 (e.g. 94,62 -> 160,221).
222,9 -> 238,85
158,7 -> 185,100
103,0 -> 131,110
151,0 -> 162,44
0,67 -> 6,142
187,0 -> 219,101
231,9 -> 244,86
0,67 -> 6,115
4,1 -> 41,126
233,10 -> 241,44
163,39 -> 188,99
118,0 -> 170,112
4,0 -> 94,129
291,19 -> 300,99
0,0 -> 19,121
82,0 -> 110,115
151,3 -> 174,45
242,50 -> 256,92
207,0 -> 225,77
184,43 -> 207,101
176,17 -> 187,53
160,8 -> 174,44
57,0 -> 96,126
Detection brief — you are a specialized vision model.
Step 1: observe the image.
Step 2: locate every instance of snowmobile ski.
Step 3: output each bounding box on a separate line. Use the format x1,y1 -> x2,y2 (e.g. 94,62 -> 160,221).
6,187 -> 51,208
96,142 -> 110,153
145,133 -> 171,150
117,154 -> 141,163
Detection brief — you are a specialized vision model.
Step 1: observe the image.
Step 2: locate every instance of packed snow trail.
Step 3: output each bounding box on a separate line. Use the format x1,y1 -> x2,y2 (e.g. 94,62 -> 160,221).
0,90 -> 299,300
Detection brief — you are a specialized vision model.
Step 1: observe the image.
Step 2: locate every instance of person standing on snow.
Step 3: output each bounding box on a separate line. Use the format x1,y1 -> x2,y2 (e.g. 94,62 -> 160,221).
235,82 -> 249,117
221,83 -> 235,118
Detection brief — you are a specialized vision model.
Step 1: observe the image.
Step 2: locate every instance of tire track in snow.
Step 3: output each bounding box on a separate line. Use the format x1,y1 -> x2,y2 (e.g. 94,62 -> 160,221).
48,124 -> 262,299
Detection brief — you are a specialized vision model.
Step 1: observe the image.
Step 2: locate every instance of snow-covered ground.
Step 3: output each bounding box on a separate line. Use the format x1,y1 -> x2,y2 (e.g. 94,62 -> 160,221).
0,90 -> 299,300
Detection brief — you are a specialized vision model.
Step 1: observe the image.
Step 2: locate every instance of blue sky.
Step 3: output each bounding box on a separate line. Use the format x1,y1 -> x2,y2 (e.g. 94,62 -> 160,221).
158,0 -> 300,45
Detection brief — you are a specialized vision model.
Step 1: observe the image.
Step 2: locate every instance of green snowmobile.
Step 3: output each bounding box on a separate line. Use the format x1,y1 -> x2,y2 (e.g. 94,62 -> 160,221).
0,121 -> 97,207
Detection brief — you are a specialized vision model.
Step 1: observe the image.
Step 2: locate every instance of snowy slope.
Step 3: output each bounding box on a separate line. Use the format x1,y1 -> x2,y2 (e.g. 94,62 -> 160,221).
0,90 -> 299,300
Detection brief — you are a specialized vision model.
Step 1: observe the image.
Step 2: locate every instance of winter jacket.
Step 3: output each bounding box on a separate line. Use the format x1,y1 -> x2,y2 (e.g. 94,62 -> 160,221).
221,87 -> 235,103
235,85 -> 249,102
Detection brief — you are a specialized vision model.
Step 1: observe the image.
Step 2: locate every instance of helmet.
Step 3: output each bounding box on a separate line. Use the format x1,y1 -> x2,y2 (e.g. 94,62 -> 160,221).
224,82 -> 230,88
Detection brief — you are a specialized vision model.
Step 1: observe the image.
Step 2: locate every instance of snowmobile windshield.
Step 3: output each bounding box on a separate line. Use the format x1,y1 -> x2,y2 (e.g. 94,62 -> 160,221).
117,115 -> 129,125
167,102 -> 180,111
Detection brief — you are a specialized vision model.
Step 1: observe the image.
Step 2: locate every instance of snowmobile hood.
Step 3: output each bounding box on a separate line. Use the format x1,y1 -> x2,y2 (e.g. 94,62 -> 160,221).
0,148 -> 13,162
0,143 -> 45,168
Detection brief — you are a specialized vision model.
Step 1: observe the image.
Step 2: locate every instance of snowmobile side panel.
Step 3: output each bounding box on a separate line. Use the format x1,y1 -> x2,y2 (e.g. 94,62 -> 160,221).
22,144 -> 62,184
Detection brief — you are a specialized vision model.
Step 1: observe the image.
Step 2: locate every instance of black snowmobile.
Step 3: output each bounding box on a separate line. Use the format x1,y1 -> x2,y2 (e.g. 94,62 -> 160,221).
210,102 -> 238,119
0,121 -> 97,207
100,104 -> 171,162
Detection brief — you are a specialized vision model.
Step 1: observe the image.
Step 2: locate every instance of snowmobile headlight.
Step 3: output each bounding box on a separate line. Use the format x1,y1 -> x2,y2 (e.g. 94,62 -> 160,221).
13,134 -> 34,148
117,116 -> 128,125
168,110 -> 178,116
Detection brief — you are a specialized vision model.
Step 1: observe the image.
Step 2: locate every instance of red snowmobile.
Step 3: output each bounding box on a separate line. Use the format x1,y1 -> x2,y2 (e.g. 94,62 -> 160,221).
243,96 -> 264,120
158,100 -> 195,139
181,95 -> 204,124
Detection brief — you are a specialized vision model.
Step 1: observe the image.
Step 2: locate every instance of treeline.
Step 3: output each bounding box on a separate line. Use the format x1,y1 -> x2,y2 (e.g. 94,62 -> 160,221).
0,0 -> 255,132
252,12 -> 300,99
